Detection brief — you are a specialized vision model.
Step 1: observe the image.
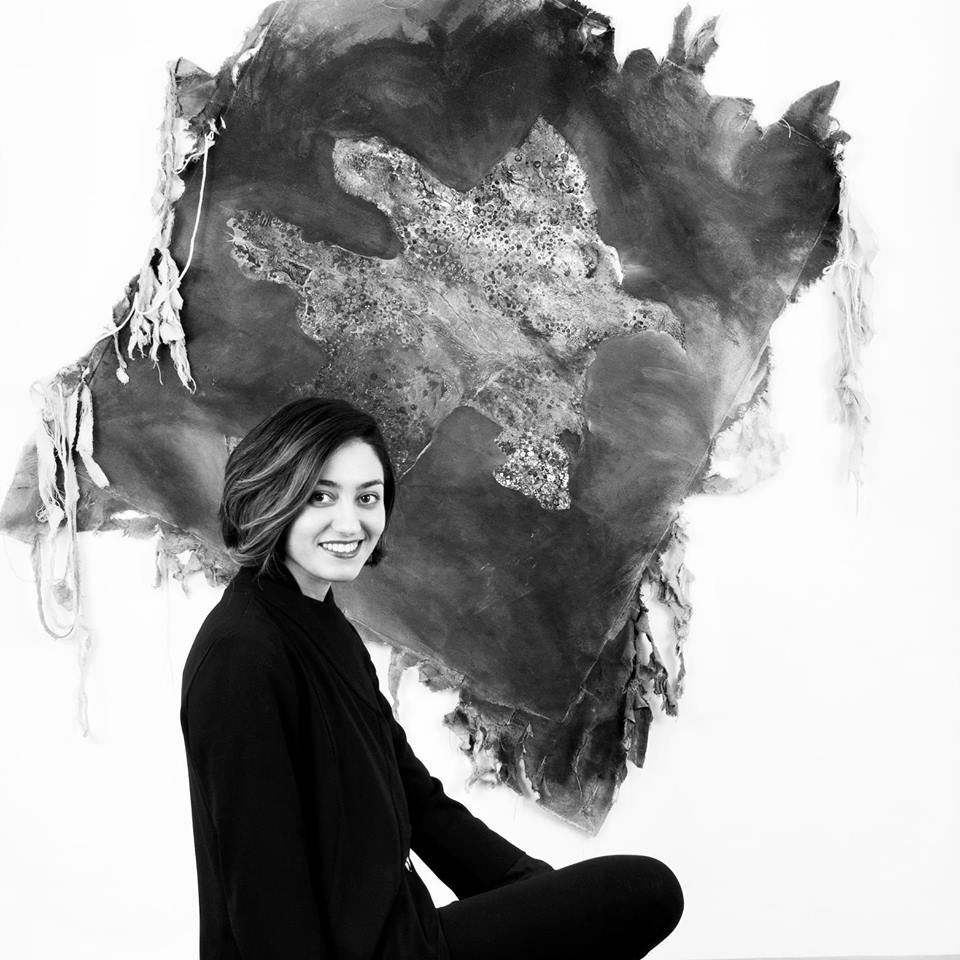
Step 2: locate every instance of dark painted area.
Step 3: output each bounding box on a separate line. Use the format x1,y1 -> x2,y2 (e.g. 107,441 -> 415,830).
1,0 -> 844,830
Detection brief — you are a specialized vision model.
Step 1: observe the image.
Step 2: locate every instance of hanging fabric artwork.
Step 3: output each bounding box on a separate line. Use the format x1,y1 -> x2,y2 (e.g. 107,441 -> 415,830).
0,0 -> 864,831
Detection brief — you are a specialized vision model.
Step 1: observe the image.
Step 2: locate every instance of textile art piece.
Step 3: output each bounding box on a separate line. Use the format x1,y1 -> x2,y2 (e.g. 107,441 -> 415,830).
1,0 -> 870,831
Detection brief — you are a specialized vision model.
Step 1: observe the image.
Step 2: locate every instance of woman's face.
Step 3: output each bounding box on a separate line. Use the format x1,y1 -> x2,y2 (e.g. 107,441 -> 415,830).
283,439 -> 386,600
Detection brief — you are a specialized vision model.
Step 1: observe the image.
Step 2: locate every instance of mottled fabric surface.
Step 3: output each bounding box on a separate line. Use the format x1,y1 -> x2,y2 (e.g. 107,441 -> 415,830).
1,0 -> 845,829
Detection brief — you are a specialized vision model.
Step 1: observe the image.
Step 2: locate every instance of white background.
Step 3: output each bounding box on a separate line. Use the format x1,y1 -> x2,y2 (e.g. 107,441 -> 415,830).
1,1 -> 958,958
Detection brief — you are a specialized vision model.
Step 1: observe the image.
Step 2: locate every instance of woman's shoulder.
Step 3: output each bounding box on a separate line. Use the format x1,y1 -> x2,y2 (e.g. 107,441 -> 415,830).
181,582 -> 297,705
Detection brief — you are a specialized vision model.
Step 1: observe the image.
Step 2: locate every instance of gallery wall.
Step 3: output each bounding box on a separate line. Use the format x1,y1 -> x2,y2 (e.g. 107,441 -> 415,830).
1,1 -> 957,958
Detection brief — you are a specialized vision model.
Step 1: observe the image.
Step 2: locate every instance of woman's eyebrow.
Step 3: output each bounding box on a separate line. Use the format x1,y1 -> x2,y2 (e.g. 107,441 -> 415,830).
314,479 -> 384,489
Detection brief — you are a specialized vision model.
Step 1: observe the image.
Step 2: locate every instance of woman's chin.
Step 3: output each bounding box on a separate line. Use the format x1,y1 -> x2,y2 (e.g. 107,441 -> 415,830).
307,554 -> 369,582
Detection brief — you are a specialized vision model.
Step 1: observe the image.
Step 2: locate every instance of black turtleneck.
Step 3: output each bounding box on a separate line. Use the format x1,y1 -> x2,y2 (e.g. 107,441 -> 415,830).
180,563 -> 552,960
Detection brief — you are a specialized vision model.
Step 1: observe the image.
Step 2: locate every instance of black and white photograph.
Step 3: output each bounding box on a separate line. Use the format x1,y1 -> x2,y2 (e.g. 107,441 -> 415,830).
1,1 -> 957,958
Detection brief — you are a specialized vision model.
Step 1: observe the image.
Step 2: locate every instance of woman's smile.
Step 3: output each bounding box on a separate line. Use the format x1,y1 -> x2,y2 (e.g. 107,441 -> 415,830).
319,539 -> 363,558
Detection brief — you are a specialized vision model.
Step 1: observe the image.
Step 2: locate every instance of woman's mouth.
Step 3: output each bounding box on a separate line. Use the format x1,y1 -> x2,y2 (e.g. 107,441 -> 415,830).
319,539 -> 362,558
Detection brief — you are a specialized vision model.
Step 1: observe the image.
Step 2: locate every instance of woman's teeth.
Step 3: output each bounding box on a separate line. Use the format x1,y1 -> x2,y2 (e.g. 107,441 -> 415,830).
320,540 -> 361,556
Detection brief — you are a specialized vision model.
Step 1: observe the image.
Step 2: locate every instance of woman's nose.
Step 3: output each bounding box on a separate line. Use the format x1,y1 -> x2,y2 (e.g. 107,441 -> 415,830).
330,501 -> 362,534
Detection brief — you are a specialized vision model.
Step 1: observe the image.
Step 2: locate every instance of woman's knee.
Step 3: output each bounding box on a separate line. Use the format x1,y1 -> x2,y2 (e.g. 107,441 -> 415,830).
640,856 -> 683,937
600,855 -> 684,941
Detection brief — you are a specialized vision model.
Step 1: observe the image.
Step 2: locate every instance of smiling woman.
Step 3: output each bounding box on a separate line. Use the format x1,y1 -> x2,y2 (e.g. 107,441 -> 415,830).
217,397 -> 397,580
180,396 -> 683,960
283,441 -> 387,599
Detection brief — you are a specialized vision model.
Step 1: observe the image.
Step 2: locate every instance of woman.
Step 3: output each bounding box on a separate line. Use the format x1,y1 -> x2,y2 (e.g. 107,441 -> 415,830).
180,397 -> 683,960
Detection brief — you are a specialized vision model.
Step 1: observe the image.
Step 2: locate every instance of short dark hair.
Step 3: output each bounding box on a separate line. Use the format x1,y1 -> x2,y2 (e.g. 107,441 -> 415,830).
219,397 -> 397,576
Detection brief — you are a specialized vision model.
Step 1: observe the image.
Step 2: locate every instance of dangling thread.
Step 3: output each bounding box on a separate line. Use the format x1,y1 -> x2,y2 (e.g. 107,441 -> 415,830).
31,366 -> 110,735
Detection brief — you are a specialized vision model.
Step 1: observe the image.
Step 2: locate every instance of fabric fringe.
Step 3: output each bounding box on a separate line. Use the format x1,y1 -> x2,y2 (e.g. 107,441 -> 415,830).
446,703 -> 504,788
107,62 -> 218,390
24,15 -> 279,736
153,525 -> 237,594
104,7 -> 282,388
30,363 -> 111,735
828,169 -> 877,491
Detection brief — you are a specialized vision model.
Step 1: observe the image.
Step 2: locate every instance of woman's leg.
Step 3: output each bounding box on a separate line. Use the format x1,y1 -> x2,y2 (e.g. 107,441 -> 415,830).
437,855 -> 683,960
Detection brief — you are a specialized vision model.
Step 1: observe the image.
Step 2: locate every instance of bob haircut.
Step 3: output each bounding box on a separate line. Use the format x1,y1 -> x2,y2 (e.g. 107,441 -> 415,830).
219,397 -> 397,577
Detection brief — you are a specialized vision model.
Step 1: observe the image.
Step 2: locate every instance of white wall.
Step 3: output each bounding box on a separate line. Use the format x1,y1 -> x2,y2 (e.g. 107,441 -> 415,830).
1,2 -> 958,958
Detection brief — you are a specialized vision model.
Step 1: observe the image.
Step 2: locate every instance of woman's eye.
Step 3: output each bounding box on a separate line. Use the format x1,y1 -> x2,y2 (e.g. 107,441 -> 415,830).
309,491 -> 333,504
358,493 -> 381,505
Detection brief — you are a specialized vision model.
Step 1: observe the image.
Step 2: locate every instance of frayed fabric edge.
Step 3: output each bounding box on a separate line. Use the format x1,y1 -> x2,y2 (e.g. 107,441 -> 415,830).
641,517 -> 693,707
622,517 -> 694,767
102,7 -> 283,388
25,14 -> 280,735
30,364 -> 111,735
828,167 -> 877,493
106,63 -> 217,391
700,344 -> 786,497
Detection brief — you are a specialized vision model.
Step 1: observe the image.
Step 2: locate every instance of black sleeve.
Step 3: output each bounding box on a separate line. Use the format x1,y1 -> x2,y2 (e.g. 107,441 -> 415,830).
359,647 -> 554,898
182,631 -> 331,958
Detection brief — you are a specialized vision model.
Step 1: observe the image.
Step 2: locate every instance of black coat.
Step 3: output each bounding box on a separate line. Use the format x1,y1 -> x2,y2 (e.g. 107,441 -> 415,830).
180,564 -> 552,959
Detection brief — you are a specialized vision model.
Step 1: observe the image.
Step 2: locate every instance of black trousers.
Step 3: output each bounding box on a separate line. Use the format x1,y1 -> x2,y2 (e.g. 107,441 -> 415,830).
437,855 -> 683,960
